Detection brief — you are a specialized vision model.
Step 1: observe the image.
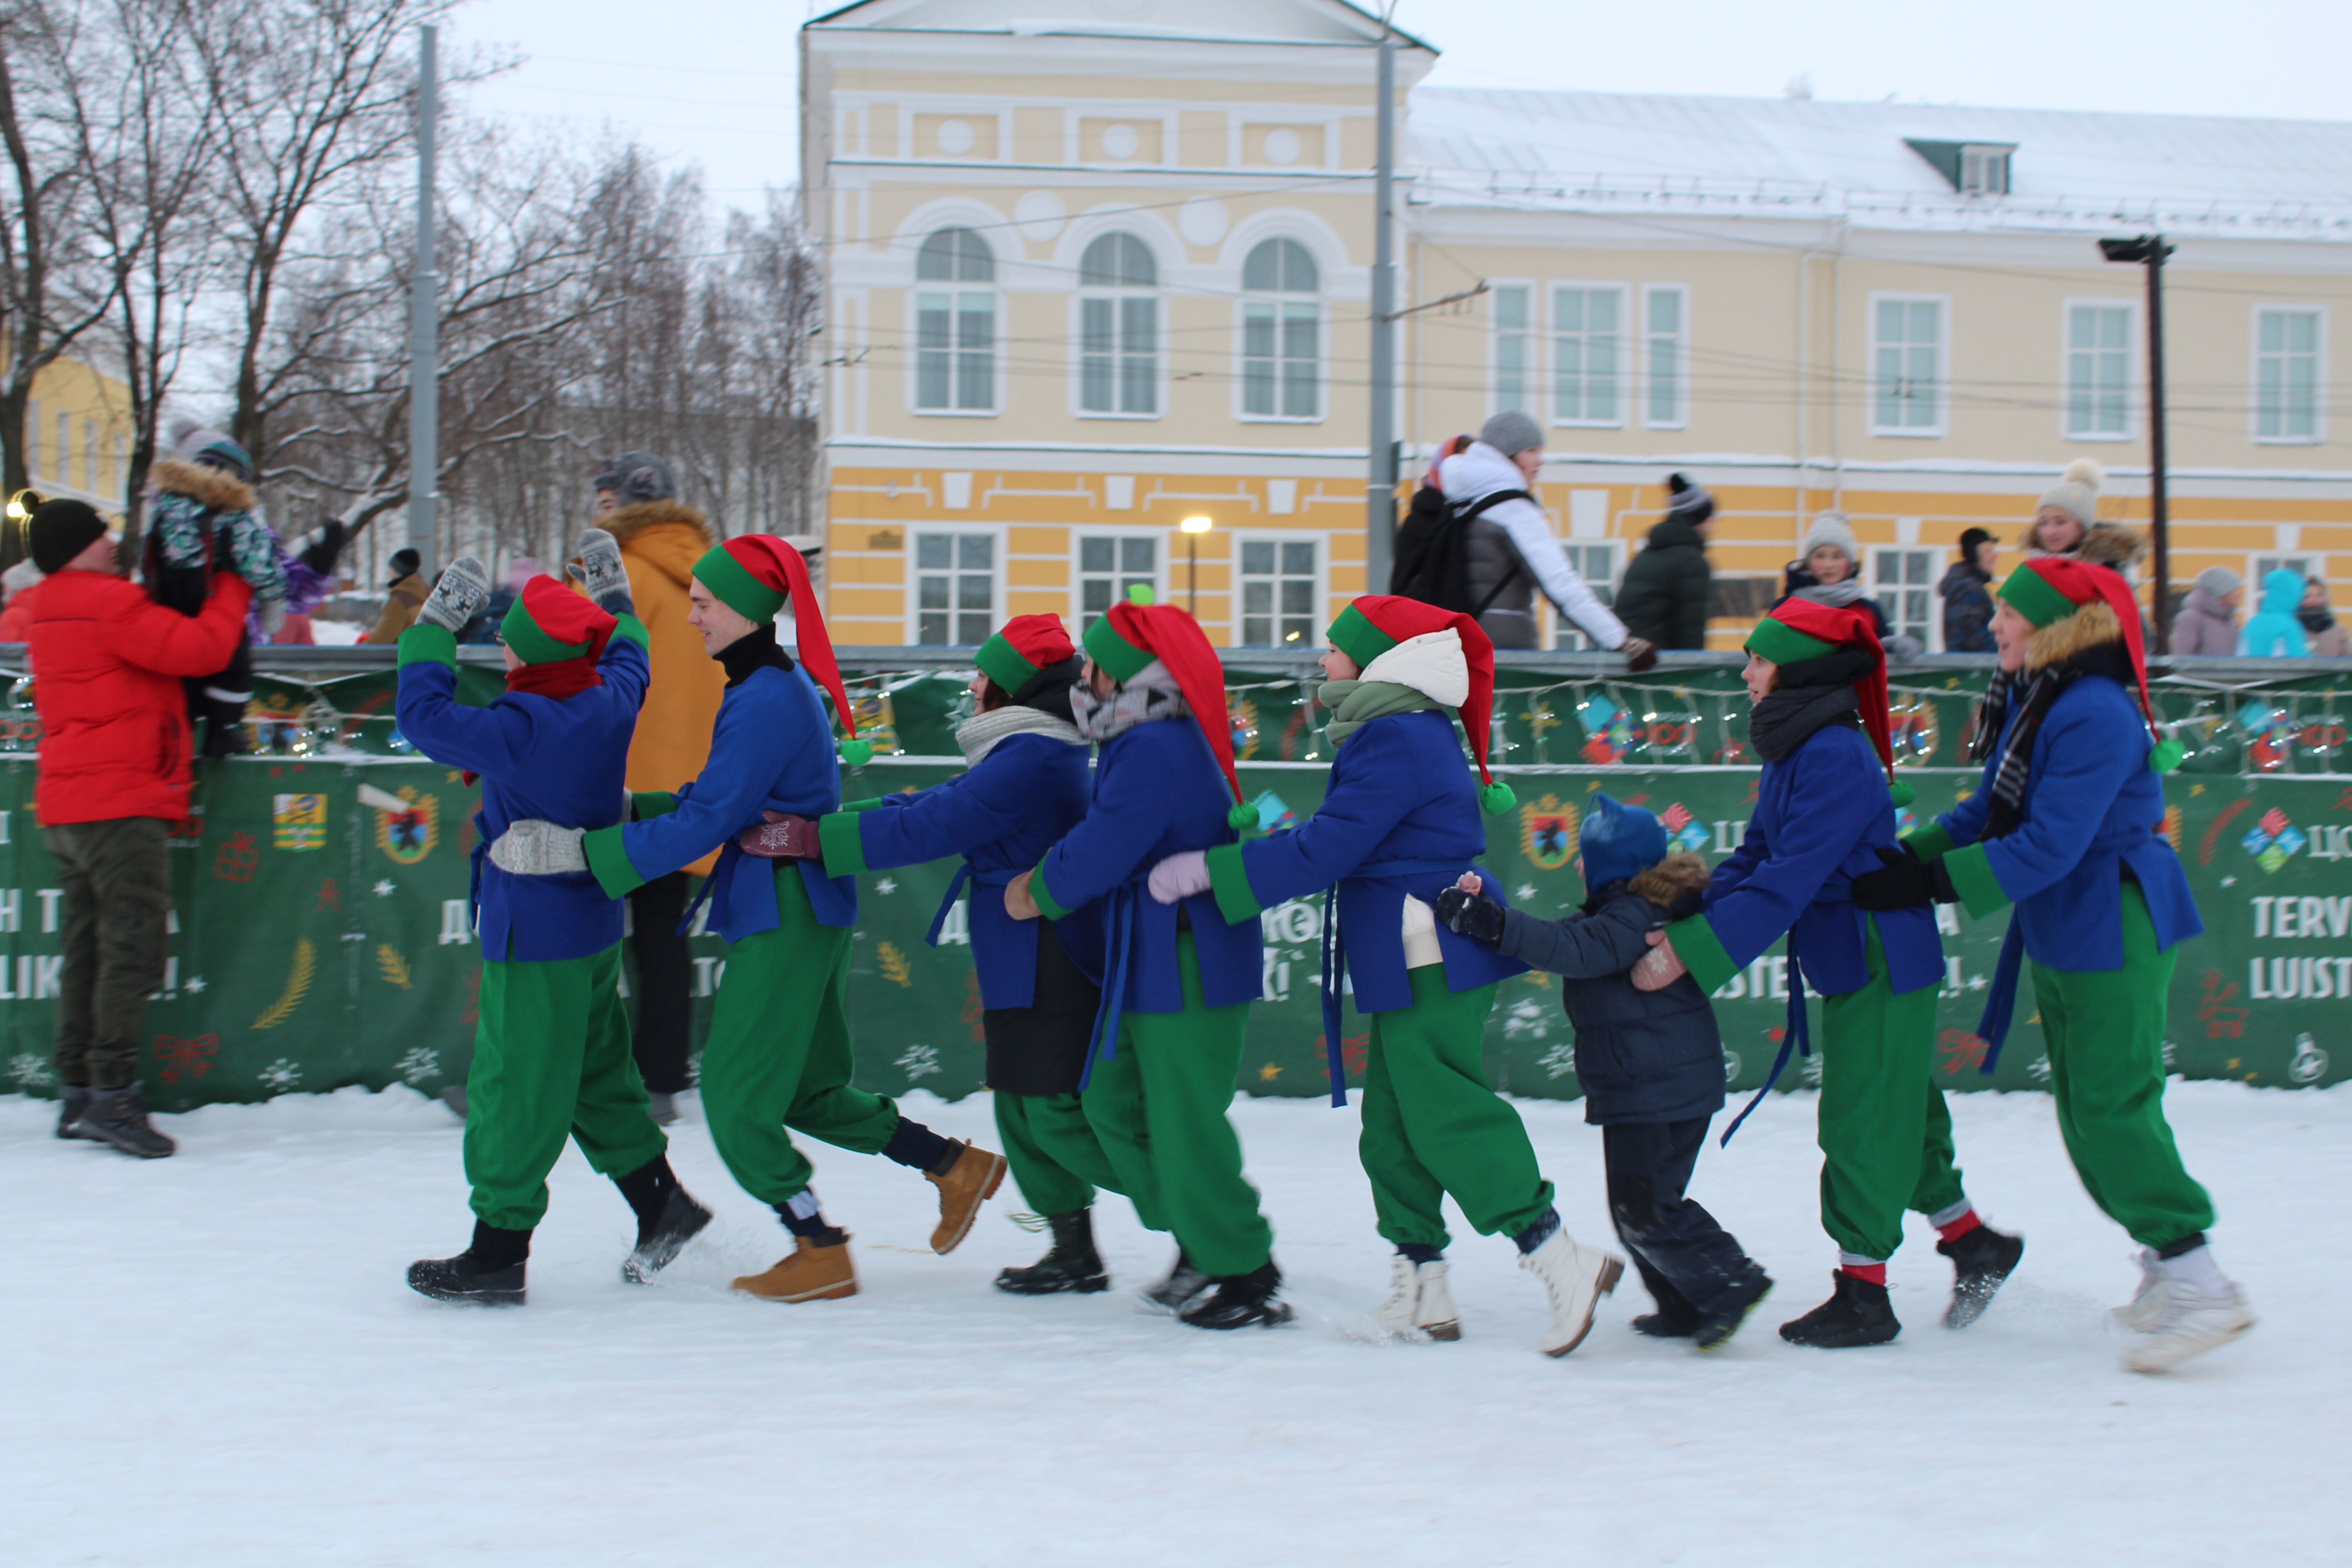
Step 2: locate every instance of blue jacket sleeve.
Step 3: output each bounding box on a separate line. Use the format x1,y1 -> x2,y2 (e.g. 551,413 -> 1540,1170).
396,662 -> 545,780
1694,746 -> 1872,971
1495,898 -> 1654,978
1234,735 -> 1417,909
1968,702 -> 2141,905
1032,749 -> 1173,917
610,706 -> 791,884
853,755 -> 1026,872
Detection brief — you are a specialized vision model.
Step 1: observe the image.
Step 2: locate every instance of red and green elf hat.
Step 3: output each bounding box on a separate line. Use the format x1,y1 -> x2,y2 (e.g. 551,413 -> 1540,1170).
1327,593 -> 1517,815
976,613 -> 1077,697
1081,590 -> 1256,829
1998,557 -> 2182,772
691,534 -> 870,764
1744,598 -> 1913,805
502,573 -> 616,666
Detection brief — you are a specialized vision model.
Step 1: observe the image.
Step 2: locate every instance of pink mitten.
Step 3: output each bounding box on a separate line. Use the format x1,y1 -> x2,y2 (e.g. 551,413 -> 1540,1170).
1147,850 -> 1211,905
739,811 -> 820,859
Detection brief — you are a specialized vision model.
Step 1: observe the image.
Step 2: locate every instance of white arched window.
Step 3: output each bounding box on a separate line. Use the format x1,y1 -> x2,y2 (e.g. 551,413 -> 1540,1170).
1078,232 -> 1157,415
915,226 -> 995,413
1241,238 -> 1319,419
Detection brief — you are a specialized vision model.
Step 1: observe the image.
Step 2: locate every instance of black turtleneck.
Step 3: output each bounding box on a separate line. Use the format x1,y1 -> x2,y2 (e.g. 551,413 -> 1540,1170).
715,622 -> 796,688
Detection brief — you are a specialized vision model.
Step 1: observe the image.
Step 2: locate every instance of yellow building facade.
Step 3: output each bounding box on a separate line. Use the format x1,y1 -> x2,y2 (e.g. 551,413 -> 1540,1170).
6,348 -> 134,514
804,0 -> 2352,651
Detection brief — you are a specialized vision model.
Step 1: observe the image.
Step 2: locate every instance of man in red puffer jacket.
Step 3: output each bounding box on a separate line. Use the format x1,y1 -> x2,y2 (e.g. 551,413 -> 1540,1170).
24,499 -> 251,1158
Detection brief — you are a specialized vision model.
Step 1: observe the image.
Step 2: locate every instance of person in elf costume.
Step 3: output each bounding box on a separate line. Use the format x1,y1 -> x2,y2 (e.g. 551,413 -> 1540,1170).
810,613 -> 1151,1295
1849,557 -> 2254,1373
1634,596 -> 2023,1348
1003,594 -> 1284,1330
496,535 -> 1005,1305
397,535 -> 715,1305
1148,595 -> 1626,1356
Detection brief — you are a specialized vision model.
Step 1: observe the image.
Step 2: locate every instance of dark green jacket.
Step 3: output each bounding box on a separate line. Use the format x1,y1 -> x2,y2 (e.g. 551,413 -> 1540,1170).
1614,514 -> 1712,649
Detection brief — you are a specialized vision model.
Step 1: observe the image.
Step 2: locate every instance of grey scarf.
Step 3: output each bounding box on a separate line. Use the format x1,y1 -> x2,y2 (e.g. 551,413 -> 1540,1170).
1793,577 -> 1865,610
955,705 -> 1086,767
1319,679 -> 1446,748
1069,660 -> 1187,742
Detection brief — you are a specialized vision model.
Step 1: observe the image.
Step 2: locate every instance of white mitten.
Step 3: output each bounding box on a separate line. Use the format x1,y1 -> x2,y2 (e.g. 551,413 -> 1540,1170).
567,528 -> 632,615
1147,849 -> 1211,905
416,555 -> 491,632
489,818 -> 588,876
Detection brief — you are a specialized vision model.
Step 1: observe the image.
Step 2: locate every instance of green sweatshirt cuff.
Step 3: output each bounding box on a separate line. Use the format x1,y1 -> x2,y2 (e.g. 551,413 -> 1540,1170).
839,797 -> 891,813
1943,841 -> 2012,919
1030,860 -> 1075,923
1665,914 -> 1740,996
1205,843 -> 1263,925
818,811 -> 869,875
396,622 -> 457,668
585,824 -> 646,899
611,613 -> 649,651
630,791 -> 677,820
1903,823 -> 1957,862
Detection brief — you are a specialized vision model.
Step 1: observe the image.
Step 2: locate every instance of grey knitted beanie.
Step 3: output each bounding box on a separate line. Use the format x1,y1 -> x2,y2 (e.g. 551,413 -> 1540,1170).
2195,566 -> 2243,598
1478,411 -> 1544,459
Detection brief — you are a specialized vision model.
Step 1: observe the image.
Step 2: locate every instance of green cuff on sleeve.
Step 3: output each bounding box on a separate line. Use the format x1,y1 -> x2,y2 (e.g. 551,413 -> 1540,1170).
584,824 -> 647,899
1205,843 -> 1264,926
1664,914 -> 1740,997
610,613 -> 649,651
396,622 -> 457,668
1030,861 -> 1075,923
839,796 -> 892,813
817,811 -> 869,875
630,791 -> 677,820
1902,823 -> 1957,862
1942,841 -> 2012,919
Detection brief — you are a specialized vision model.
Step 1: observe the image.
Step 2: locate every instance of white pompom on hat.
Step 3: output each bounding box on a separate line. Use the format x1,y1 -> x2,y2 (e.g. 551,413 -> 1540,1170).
2038,458 -> 2104,528
1801,509 -> 1858,562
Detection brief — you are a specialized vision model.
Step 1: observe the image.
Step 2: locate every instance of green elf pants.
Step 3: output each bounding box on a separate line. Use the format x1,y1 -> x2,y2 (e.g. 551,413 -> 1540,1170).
1080,933 -> 1274,1279
2030,884 -> 2215,1250
994,1090 -> 1163,1229
698,867 -> 902,1208
1815,920 -> 1967,1262
466,945 -> 669,1232
1360,966 -> 1554,1251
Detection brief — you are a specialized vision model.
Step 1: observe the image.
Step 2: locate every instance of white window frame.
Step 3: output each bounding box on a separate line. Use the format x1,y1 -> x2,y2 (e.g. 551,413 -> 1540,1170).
1231,531 -> 1325,650
2062,298 -> 2136,443
909,228 -> 1000,418
2250,554 -> 2318,593
1235,238 -> 1323,424
1869,292 -> 1950,438
1550,542 -> 1624,652
1073,231 -> 1162,420
906,526 -> 1004,647
1073,527 -> 1168,630
1867,544 -> 1941,652
1641,284 -> 1690,431
1489,279 -> 1535,418
2251,305 -> 2326,446
1549,282 -> 1629,429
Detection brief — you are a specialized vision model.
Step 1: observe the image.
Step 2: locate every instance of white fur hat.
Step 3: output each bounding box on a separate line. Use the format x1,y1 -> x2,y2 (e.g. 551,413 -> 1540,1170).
2038,459 -> 2103,527
1802,510 -> 1858,562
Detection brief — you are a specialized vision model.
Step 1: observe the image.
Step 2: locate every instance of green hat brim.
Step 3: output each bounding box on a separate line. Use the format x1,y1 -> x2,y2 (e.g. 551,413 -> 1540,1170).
975,632 -> 1040,696
501,594 -> 591,665
1326,603 -> 1397,672
694,544 -> 786,624
1744,616 -> 1837,667
1998,565 -> 2079,629
1082,612 -> 1154,685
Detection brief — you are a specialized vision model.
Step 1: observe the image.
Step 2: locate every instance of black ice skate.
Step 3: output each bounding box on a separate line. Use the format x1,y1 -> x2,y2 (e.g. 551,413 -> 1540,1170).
1140,1247 -> 1211,1315
1180,1262 -> 1294,1330
997,1209 -> 1109,1295
1937,1223 -> 2024,1329
1779,1270 -> 1900,1348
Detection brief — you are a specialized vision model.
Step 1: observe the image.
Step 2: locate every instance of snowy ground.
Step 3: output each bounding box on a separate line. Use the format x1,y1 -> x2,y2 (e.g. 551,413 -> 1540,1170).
5,1081 -> 2343,1568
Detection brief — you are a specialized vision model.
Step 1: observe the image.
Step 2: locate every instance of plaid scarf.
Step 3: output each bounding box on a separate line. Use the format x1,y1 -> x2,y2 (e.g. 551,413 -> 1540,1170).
1969,641 -> 2137,838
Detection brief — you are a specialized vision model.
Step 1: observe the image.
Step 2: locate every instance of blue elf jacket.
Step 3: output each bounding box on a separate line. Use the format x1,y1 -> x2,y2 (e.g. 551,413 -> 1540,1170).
1203,708 -> 1526,1012
1913,673 -> 2202,971
1030,716 -> 1262,1015
583,661 -> 855,940
820,732 -> 1100,1008
394,619 -> 648,963
1667,721 -> 1942,1000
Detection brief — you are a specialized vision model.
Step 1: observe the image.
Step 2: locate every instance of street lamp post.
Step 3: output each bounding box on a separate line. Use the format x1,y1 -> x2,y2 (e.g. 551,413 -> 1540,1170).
1181,515 -> 1212,616
2100,233 -> 2176,653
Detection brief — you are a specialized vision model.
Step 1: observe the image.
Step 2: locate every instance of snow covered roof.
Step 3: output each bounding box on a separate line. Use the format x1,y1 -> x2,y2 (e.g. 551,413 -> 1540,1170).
1409,89 -> 2352,241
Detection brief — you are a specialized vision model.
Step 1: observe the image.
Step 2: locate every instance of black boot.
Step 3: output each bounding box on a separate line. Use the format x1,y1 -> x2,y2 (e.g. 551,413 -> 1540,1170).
1692,1263 -> 1774,1352
1180,1261 -> 1294,1330
1937,1223 -> 2024,1329
1779,1270 -> 1900,1348
1632,1307 -> 1702,1339
1140,1247 -> 1211,1315
615,1156 -> 713,1284
996,1210 -> 1109,1295
79,1086 -> 176,1159
409,1221 -> 532,1305
55,1085 -> 93,1141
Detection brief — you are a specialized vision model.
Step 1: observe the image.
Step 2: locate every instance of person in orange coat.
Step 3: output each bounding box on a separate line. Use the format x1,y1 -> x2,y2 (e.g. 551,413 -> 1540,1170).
25,499 -> 252,1159
588,453 -> 728,1119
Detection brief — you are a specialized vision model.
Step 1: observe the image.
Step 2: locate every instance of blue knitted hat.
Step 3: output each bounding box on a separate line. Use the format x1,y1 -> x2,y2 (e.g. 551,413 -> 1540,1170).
1579,793 -> 1669,892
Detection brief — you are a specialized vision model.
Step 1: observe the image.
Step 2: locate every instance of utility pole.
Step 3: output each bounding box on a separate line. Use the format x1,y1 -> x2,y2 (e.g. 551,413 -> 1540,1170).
2101,233 -> 2175,652
407,24 -> 438,578
1363,26 -> 1397,596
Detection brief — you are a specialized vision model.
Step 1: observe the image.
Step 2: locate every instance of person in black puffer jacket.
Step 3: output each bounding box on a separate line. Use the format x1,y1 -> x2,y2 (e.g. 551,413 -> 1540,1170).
1437,793 -> 1770,1350
1613,473 -> 1715,650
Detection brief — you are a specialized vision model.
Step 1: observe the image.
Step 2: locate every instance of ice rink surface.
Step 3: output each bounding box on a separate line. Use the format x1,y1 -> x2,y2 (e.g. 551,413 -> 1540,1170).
5,1080 -> 2342,1567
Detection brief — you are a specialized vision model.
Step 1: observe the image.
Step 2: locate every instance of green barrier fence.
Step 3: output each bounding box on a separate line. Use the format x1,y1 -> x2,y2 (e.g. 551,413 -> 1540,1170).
2,652 -> 2345,1109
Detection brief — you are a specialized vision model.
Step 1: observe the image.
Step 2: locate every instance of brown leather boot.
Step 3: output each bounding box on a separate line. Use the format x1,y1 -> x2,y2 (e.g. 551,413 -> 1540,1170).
731,1236 -> 858,1302
926,1142 -> 1007,1254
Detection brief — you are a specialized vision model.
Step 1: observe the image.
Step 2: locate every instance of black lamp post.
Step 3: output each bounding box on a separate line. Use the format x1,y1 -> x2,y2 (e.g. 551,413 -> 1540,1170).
2100,233 -> 2176,653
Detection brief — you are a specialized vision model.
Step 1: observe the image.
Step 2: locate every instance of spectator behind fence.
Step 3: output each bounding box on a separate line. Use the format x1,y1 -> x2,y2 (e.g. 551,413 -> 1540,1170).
25,499 -> 253,1160
1778,511 -> 1921,658
2027,460 -> 2103,556
2171,568 -> 2243,657
2300,576 -> 2352,657
363,547 -> 425,644
2238,568 -> 2310,658
0,559 -> 43,641
1939,529 -> 1999,653
1613,474 -> 1715,651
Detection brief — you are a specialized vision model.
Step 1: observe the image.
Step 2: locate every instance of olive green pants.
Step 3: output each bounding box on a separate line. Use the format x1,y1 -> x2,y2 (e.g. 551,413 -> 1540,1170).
44,817 -> 172,1091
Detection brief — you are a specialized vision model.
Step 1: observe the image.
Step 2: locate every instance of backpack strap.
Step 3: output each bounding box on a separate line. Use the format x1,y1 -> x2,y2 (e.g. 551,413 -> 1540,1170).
1448,488 -> 1536,617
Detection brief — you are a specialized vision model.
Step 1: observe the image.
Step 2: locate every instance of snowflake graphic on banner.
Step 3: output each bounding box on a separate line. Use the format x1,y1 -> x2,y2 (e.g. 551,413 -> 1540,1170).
9,1052 -> 56,1089
394,1047 -> 441,1086
896,1044 -> 941,1081
1503,998 -> 1550,1039
2240,806 -> 2307,874
258,1058 -> 304,1093
1537,1043 -> 1576,1080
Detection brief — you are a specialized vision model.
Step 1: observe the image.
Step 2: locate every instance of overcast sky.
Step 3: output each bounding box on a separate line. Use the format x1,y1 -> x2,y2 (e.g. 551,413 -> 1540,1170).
449,0 -> 2349,211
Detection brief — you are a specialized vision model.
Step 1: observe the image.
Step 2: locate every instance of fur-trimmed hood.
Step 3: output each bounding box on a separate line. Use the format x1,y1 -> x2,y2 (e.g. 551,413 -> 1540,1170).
2024,598 -> 2124,674
2073,523 -> 2146,573
1627,850 -> 1710,906
599,499 -> 716,551
149,457 -> 255,514
600,500 -> 718,594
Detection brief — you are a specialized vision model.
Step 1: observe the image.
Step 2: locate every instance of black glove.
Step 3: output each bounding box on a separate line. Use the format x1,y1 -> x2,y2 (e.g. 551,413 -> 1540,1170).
1434,886 -> 1506,946
299,519 -> 348,578
1848,844 -> 1958,911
